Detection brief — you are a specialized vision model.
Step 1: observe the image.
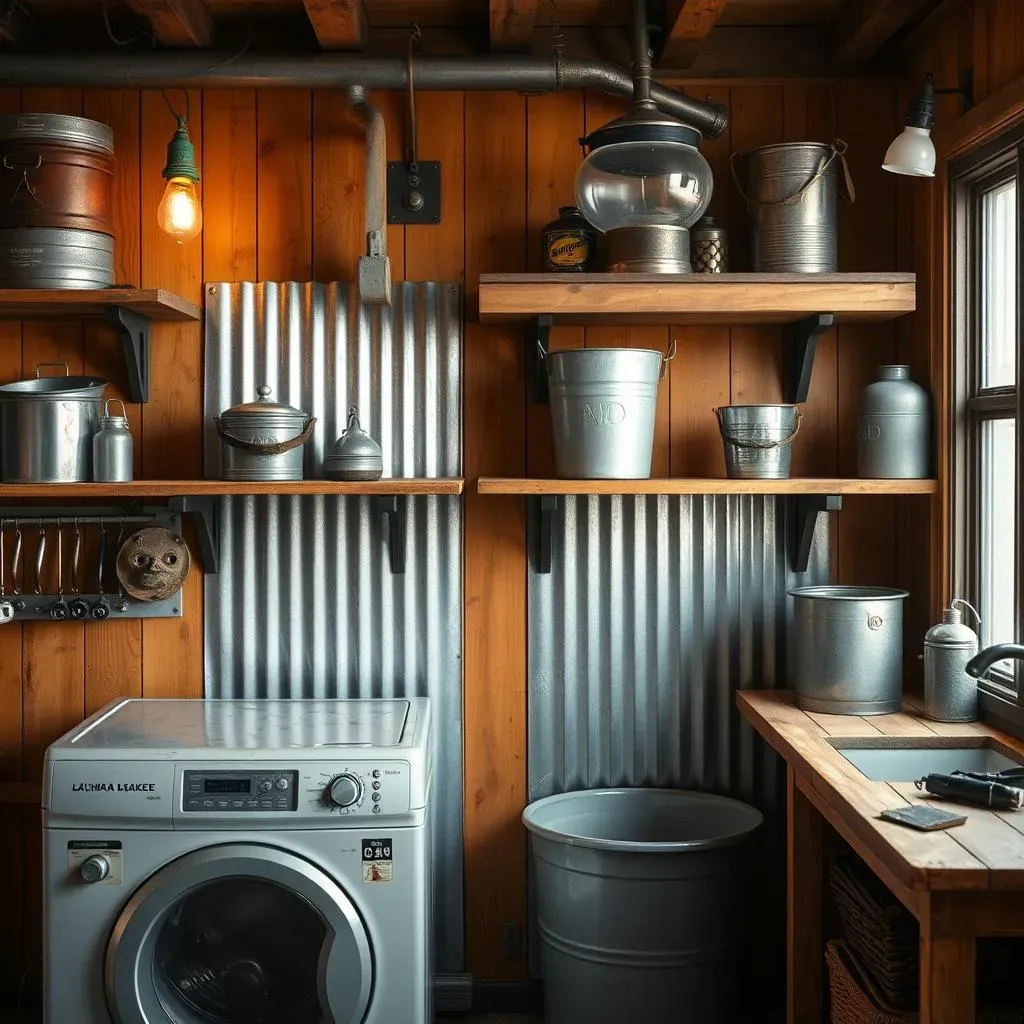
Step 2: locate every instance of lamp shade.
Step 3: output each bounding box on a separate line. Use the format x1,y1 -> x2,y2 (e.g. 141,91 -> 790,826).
882,126 -> 936,178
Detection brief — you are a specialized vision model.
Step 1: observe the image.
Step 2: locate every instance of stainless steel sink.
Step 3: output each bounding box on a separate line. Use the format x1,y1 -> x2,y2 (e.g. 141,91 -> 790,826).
828,739 -> 1021,782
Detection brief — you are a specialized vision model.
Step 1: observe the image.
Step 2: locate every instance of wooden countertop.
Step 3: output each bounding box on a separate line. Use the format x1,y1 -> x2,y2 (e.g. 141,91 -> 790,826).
738,691 -> 1024,896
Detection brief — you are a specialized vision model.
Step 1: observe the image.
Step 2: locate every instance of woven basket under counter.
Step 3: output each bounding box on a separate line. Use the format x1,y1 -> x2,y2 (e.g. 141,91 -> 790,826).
826,941 -> 1024,1024
829,851 -> 1024,1011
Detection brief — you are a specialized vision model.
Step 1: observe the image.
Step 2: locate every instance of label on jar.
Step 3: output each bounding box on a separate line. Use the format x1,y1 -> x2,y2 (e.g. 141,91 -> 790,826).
544,230 -> 591,272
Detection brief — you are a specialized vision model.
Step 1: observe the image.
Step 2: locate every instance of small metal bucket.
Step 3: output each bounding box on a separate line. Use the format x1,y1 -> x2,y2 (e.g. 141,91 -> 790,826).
548,344 -> 674,479
715,404 -> 801,479
733,140 -> 855,273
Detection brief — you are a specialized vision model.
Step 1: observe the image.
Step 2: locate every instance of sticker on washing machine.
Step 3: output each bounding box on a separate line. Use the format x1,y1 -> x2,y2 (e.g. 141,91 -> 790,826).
67,839 -> 124,885
362,838 -> 393,883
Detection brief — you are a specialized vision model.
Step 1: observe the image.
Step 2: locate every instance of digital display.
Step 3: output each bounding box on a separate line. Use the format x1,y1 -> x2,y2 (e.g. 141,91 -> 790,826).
204,778 -> 251,794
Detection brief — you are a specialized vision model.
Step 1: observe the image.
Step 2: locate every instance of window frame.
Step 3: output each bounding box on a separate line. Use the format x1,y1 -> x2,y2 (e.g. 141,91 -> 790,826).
950,122 -> 1024,726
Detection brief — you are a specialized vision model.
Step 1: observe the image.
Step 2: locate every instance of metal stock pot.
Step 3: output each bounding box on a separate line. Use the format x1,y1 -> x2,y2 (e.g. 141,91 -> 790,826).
216,385 -> 316,481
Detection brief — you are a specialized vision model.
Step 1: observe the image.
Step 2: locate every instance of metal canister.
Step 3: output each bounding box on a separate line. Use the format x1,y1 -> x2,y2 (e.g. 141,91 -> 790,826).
691,216 -> 728,273
216,385 -> 316,481
790,586 -> 909,715
92,399 -> 133,482
857,365 -> 931,478
923,599 -> 980,722
542,206 -> 597,272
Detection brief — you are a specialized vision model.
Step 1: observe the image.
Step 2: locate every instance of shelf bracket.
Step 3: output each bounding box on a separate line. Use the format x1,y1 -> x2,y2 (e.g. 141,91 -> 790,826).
532,495 -> 560,574
785,313 -> 834,404
169,496 -> 220,575
375,495 -> 407,575
104,305 -> 151,403
790,494 -> 842,573
530,314 -> 554,404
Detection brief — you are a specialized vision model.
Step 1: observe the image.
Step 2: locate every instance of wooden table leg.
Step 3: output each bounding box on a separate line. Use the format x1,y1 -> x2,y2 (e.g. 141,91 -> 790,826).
920,894 -> 975,1024
787,766 -> 824,1024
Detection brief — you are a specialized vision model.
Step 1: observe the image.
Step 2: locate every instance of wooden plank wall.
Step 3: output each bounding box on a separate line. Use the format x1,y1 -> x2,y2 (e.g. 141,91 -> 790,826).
0,75 -> 914,997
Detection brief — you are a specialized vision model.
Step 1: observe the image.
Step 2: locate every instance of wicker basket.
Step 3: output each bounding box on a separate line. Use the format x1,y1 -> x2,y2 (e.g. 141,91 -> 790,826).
827,941 -> 1024,1024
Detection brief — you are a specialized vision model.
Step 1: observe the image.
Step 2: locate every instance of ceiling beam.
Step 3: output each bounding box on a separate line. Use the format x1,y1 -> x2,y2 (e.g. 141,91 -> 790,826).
831,0 -> 935,64
489,0 -> 539,52
301,0 -> 368,50
122,0 -> 213,47
659,0 -> 728,67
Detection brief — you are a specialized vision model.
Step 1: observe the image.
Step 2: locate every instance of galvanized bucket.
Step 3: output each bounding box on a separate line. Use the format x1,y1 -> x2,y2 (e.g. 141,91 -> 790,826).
733,140 -> 855,273
548,344 -> 674,479
715,404 -> 800,479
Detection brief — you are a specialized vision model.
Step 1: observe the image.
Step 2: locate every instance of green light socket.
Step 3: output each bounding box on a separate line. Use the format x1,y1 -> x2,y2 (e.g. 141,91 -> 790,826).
162,117 -> 200,183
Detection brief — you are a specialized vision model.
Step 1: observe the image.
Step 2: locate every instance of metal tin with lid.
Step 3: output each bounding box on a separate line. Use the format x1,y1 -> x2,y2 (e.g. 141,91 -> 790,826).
93,398 -> 133,482
325,407 -> 384,481
215,385 -> 316,481
923,598 -> 980,722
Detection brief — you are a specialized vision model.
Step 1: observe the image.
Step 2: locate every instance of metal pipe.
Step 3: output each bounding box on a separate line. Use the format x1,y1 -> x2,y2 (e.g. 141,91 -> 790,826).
631,0 -> 653,107
0,51 -> 728,137
966,643 -> 1024,678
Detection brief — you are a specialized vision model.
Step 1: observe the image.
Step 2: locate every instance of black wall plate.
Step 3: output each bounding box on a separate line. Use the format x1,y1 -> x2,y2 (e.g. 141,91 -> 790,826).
387,161 -> 441,224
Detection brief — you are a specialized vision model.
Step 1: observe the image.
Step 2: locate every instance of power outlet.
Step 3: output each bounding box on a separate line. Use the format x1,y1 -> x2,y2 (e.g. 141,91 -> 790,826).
500,921 -> 523,960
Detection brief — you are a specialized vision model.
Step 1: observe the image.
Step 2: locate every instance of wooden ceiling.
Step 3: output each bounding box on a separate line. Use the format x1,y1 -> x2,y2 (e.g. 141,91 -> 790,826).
7,0 -> 953,72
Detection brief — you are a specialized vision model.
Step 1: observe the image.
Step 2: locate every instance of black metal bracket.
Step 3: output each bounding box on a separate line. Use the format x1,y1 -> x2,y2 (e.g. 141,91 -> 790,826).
530,315 -> 553,404
103,305 -> 151,403
784,313 -> 834,405
386,160 -> 441,224
169,496 -> 220,575
789,494 -> 842,573
532,495 -> 560,574
375,495 -> 407,575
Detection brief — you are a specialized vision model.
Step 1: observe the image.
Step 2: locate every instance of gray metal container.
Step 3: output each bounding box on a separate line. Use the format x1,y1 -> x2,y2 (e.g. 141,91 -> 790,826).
857,365 -> 931,479
790,586 -> 909,715
92,398 -> 132,482
548,348 -> 666,479
0,113 -> 113,153
523,789 -> 762,1024
923,600 -> 980,723
324,406 -> 383,481
0,227 -> 114,289
716,404 -> 800,479
744,142 -> 851,273
605,225 -> 692,273
0,362 -> 105,482
216,385 -> 315,481
692,216 -> 728,273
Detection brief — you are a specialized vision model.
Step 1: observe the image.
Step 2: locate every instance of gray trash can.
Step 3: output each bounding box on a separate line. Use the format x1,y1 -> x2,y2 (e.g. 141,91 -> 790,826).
523,788 -> 763,1024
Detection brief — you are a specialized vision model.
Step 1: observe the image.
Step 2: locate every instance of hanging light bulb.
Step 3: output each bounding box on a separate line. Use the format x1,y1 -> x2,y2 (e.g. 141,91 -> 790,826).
157,116 -> 202,243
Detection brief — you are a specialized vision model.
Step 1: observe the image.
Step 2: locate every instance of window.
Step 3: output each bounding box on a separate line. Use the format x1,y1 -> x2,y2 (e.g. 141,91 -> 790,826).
951,124 -> 1023,719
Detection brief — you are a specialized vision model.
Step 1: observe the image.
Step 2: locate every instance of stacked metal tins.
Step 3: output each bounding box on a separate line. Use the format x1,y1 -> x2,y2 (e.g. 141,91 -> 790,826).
0,114 -> 115,288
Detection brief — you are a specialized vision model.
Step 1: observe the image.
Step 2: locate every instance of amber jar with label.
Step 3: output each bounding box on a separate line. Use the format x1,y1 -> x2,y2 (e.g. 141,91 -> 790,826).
542,206 -> 597,272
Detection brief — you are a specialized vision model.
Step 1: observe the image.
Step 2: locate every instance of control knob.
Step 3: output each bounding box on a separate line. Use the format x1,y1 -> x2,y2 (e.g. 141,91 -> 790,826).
326,773 -> 363,808
80,855 -> 110,884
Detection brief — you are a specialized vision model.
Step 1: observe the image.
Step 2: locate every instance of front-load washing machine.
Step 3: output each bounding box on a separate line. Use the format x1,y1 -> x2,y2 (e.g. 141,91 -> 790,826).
43,697 -> 432,1024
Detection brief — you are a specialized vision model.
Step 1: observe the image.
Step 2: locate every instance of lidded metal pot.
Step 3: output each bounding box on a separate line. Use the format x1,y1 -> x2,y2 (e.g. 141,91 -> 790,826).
857,365 -> 931,478
923,599 -> 981,723
92,398 -> 132,482
215,385 -> 316,481
325,407 -> 383,481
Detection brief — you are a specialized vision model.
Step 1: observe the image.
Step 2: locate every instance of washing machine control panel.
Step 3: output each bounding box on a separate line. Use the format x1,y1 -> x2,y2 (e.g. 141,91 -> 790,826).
182,770 -> 299,812
311,762 -> 412,817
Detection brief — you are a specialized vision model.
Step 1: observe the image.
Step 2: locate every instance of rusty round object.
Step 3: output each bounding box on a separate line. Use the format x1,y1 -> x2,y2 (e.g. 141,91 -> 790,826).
115,528 -> 191,602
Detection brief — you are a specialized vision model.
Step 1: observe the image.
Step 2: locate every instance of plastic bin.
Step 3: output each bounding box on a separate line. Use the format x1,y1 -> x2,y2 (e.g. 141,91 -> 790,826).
522,788 -> 763,1024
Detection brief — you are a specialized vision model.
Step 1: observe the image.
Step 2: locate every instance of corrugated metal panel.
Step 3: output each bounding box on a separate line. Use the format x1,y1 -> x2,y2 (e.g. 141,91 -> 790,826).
203,281 -> 464,972
529,494 -> 828,809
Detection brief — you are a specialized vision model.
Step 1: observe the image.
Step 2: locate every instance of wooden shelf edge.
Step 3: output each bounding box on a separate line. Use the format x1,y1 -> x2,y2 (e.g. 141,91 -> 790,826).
477,477 -> 939,496
0,287 -> 201,322
0,478 -> 465,497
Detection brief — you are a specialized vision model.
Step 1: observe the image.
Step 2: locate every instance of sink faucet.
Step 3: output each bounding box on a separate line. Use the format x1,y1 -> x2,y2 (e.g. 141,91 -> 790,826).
965,644 -> 1024,678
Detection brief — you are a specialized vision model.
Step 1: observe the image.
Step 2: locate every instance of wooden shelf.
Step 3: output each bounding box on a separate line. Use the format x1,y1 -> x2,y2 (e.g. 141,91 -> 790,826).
478,273 -> 917,325
0,287 -> 201,321
0,478 -> 465,498
477,477 -> 938,496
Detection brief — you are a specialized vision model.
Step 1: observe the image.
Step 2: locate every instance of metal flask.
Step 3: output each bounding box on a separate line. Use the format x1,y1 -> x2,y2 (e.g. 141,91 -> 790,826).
325,407 -> 384,481
92,399 -> 133,482
857,365 -> 931,478
216,385 -> 316,481
923,599 -> 981,723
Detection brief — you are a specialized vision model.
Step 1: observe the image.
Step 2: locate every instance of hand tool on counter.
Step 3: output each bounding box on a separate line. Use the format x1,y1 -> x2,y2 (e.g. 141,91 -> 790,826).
915,770 -> 1024,810
68,519 -> 88,620
92,519 -> 109,620
49,519 -> 68,620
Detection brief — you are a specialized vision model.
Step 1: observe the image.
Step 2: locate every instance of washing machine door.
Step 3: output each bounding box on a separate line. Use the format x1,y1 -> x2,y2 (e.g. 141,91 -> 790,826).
105,843 -> 372,1024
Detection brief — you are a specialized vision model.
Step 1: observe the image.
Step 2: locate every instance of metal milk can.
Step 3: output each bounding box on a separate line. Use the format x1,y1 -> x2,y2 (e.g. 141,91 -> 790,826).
857,364 -> 931,478
923,599 -> 980,722
92,399 -> 133,482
